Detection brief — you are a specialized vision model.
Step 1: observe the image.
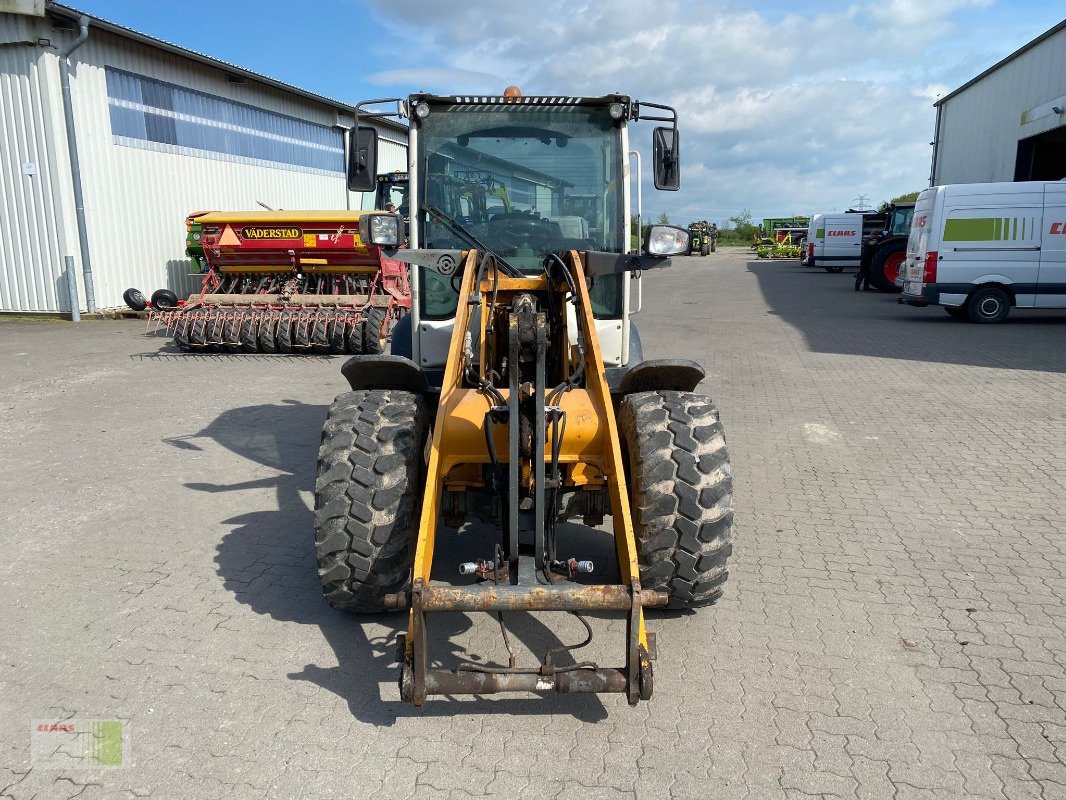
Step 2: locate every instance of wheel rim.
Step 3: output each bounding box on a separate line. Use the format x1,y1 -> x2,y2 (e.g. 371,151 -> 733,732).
978,296 -> 1002,318
883,251 -> 905,283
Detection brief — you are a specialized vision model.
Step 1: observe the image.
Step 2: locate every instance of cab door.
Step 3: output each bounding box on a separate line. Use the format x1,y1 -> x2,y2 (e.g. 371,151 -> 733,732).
1038,183 -> 1066,308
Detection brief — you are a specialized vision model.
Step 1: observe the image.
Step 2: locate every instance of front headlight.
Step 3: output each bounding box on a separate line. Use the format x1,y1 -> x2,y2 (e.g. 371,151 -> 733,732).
645,224 -> 690,257
362,213 -> 400,246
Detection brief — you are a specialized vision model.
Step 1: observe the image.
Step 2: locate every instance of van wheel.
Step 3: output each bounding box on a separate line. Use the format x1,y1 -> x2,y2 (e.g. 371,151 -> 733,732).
823,263 -> 844,274
944,306 -> 968,320
966,287 -> 1011,324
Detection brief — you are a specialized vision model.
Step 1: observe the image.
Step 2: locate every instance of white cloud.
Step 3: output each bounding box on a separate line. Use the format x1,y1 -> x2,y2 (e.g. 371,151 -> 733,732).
360,0 -> 1008,221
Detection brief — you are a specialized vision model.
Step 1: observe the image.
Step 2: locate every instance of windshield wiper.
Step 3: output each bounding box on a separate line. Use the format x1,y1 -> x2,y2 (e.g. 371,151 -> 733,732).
423,205 -> 523,277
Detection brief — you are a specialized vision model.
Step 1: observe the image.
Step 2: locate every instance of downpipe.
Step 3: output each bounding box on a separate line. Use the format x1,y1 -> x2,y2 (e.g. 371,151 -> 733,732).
59,15 -> 96,314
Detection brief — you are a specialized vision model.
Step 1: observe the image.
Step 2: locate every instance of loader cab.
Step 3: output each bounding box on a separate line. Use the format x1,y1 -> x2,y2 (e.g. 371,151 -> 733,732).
353,93 -> 679,373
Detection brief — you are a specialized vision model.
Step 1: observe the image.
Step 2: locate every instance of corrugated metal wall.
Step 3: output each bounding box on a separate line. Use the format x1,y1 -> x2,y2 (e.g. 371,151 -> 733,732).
0,12 -> 408,312
0,14 -> 70,311
935,27 -> 1066,185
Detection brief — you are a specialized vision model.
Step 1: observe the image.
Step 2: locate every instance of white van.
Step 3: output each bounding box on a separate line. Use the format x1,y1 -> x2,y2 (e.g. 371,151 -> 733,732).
901,181 -> 1066,322
810,213 -> 866,272
802,214 -> 823,266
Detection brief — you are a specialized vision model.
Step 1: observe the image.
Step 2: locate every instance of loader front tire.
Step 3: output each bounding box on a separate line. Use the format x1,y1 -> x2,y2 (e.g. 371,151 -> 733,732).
314,390 -> 428,612
619,390 -> 733,610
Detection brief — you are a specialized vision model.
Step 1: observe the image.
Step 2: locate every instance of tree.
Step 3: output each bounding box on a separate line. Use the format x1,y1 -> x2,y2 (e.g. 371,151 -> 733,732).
657,212 -> 671,225
890,190 -> 921,204
726,209 -> 759,241
728,209 -> 753,228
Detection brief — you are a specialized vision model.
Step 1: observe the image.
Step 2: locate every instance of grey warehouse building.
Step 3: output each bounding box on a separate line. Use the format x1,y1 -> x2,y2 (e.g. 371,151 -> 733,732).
931,18 -> 1066,186
0,2 -> 407,315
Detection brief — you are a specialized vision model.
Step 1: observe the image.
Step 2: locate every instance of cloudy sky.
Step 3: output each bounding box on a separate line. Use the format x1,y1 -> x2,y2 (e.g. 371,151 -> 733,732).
79,0 -> 1064,224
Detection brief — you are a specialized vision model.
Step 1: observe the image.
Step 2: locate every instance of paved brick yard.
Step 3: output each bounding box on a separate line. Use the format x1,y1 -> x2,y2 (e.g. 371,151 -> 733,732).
1,248 -> 1064,799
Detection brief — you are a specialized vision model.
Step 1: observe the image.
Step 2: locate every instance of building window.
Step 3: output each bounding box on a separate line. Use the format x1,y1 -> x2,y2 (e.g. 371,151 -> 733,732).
105,67 -> 343,175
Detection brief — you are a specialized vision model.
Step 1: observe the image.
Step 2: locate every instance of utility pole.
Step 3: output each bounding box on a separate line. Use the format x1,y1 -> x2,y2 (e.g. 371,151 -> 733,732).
852,194 -> 870,211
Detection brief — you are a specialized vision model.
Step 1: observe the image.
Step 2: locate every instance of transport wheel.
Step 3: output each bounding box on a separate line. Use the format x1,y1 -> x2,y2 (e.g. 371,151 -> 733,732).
239,315 -> 259,352
700,242 -> 710,256
362,307 -> 390,354
188,313 -> 208,349
151,289 -> 180,311
966,287 -> 1011,324
315,390 -> 428,612
258,315 -> 279,354
869,246 -> 905,293
618,390 -> 733,609
710,239 -> 716,253
276,313 -> 294,353
944,306 -> 968,320
311,315 -> 331,354
123,288 -> 147,312
346,319 -> 365,354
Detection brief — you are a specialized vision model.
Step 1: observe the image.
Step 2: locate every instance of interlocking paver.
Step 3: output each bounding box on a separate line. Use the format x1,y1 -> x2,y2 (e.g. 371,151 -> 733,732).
1,249 -> 1064,799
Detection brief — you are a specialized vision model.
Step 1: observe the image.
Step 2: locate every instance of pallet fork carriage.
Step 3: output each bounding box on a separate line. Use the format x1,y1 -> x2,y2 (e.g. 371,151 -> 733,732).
314,90 -> 734,707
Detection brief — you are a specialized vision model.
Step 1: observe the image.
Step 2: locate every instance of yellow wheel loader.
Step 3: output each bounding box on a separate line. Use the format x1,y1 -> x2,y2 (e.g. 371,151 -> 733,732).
315,90 -> 734,706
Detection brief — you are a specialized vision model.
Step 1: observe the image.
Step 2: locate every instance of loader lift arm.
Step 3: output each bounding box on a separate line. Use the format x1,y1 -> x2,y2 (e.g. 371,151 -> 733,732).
387,248 -> 666,705
315,89 -> 734,710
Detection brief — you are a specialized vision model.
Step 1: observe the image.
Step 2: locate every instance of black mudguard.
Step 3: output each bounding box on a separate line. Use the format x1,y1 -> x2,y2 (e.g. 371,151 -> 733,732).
340,355 -> 431,394
615,359 -> 706,396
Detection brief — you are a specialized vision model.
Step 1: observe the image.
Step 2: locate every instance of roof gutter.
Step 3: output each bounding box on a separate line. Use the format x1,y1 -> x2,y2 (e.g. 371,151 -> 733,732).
58,14 -> 95,313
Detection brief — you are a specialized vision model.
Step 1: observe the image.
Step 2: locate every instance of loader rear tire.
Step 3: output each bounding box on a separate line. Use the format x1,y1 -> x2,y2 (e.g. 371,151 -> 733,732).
619,390 -> 733,610
314,390 -> 428,612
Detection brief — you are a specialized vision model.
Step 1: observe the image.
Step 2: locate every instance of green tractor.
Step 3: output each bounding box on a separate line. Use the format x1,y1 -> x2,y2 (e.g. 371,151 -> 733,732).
688,220 -> 718,256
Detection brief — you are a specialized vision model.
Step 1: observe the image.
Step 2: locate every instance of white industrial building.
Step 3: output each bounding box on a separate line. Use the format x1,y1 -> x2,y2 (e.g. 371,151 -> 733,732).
931,18 -> 1066,186
0,2 -> 407,314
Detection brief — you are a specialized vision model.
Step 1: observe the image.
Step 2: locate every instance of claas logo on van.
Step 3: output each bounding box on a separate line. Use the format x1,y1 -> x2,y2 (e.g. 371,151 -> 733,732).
1050,222 -> 1066,235
914,215 -> 927,228
827,230 -> 856,237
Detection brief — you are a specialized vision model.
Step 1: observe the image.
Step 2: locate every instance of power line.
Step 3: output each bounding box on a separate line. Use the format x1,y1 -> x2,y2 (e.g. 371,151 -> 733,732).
852,194 -> 871,211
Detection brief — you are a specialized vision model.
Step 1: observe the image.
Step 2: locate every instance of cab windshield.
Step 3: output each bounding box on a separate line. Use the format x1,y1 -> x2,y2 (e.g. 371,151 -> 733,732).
417,105 -> 624,272
889,206 -> 914,236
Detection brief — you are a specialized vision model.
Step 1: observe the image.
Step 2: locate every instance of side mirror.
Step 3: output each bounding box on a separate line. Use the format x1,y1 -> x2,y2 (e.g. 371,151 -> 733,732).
652,126 -> 680,191
347,125 -> 378,192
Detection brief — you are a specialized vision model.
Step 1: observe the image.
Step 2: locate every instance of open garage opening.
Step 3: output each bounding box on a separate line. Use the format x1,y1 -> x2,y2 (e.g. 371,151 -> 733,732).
1015,124 -> 1066,180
